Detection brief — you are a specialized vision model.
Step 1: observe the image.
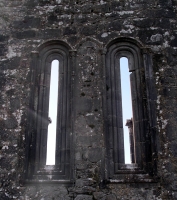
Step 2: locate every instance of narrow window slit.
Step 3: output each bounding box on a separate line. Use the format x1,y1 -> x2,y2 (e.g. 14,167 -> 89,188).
120,57 -> 133,164
46,60 -> 59,165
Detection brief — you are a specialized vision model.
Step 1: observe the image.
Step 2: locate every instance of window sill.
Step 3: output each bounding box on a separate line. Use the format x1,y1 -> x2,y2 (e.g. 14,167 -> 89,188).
25,179 -> 73,185
25,165 -> 72,184
108,173 -> 158,183
115,163 -> 143,174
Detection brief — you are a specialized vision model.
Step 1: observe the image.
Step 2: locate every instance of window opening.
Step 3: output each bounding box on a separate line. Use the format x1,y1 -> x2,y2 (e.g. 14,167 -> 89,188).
120,57 -> 132,164
46,60 -> 59,165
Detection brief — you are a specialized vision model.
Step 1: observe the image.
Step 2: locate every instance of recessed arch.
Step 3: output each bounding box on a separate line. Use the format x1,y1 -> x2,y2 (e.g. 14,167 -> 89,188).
26,41 -> 73,181
105,38 -> 154,178
105,37 -> 144,50
37,39 -> 73,52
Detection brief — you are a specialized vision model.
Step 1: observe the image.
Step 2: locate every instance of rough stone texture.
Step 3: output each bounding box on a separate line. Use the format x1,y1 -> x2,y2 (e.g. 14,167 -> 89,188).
0,0 -> 177,199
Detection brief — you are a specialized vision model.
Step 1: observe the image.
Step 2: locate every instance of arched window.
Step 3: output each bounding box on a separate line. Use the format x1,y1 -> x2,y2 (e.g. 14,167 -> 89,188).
120,57 -> 132,164
26,41 -> 73,181
46,59 -> 59,165
105,39 -> 157,178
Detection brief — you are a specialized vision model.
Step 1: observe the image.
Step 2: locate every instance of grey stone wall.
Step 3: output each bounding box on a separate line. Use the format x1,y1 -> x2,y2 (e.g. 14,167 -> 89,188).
0,0 -> 177,199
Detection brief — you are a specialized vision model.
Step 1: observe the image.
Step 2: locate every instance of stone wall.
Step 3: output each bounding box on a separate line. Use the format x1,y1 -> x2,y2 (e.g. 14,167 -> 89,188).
0,0 -> 177,199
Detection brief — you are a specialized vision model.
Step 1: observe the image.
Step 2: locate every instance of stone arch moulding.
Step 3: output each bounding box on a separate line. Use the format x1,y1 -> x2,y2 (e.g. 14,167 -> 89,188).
104,38 -> 158,181
25,40 -> 75,183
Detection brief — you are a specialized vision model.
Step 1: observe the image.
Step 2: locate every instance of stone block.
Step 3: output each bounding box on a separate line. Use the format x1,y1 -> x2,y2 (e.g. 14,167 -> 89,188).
0,71 -> 6,89
81,25 -> 97,36
48,14 -> 58,23
76,179 -> 94,187
10,98 -> 20,112
14,30 -> 36,39
75,98 -> 93,113
5,117 -> 18,129
13,17 -> 41,29
93,192 -> 105,199
108,20 -> 122,31
1,57 -> 20,70
76,136 -> 92,147
39,29 -> 62,39
88,148 -> 102,163
170,34 -> 177,47
75,195 -> 93,200
0,34 -> 9,42
64,27 -> 77,35
0,44 -> 5,56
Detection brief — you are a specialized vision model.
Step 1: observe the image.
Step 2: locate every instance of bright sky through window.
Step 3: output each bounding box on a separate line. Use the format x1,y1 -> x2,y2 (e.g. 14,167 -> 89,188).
46,60 -> 59,165
120,57 -> 132,164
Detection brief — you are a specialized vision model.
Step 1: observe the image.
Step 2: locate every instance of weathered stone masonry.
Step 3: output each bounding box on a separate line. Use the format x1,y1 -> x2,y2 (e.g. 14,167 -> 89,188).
0,0 -> 177,199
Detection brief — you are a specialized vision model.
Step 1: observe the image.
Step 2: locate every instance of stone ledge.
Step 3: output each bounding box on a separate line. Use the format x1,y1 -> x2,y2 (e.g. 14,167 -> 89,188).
24,179 -> 73,185
108,174 -> 159,183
